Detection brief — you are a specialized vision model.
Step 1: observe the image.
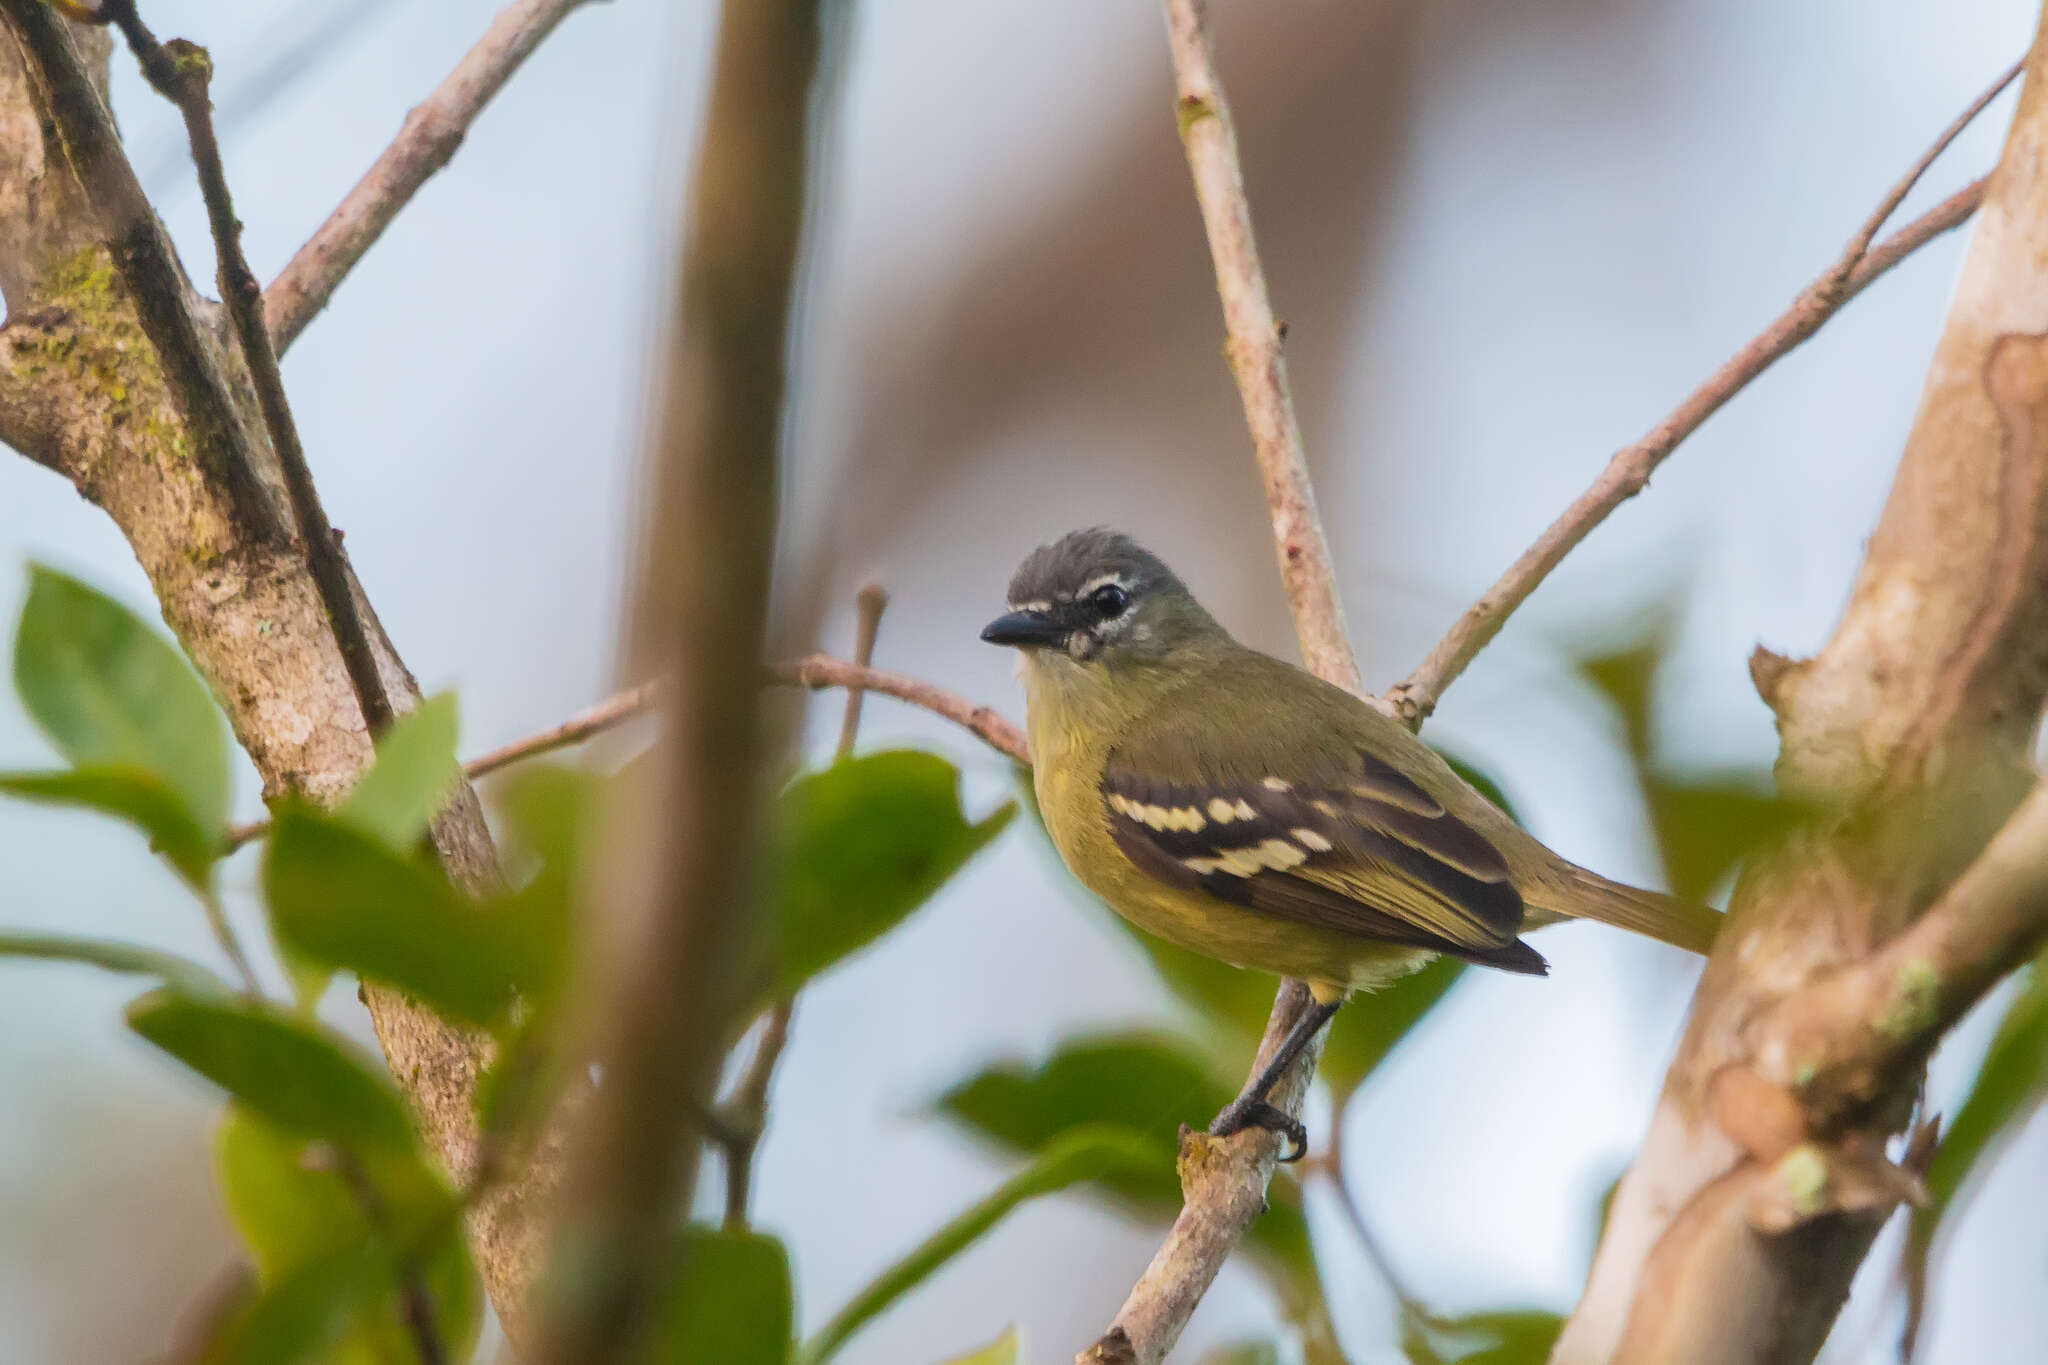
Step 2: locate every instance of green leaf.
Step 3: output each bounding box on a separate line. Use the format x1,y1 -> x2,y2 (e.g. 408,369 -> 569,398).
13,564 -> 230,833
0,765 -> 221,887
1577,635 -> 1665,763
932,1032 -> 1317,1281
1404,1310 -> 1564,1365
203,1243 -> 390,1365
646,1226 -> 793,1365
1201,1345 -> 1279,1365
763,751 -> 1013,1000
214,1106 -> 479,1365
0,929 -> 233,996
127,989 -> 416,1153
336,693 -> 460,850
938,1326 -> 1020,1365
265,808 -> 556,1029
1908,958 -> 2048,1273
1642,774 -> 1801,904
801,1128 -> 1152,1365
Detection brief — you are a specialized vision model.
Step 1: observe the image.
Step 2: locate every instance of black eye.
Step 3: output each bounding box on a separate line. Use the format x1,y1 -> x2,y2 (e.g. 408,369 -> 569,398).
1089,583 -> 1131,618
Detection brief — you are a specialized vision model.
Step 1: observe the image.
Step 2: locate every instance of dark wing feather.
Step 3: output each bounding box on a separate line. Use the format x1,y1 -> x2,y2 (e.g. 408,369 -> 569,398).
1101,754 -> 1547,975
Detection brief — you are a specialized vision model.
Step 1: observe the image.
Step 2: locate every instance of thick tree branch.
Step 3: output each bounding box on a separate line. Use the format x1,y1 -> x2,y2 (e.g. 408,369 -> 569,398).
264,0 -> 594,354
1389,58 -> 2020,724
1082,3 -> 1357,1360
1559,20 -> 2048,1361
532,1 -> 820,1360
1755,769 -> 2048,1135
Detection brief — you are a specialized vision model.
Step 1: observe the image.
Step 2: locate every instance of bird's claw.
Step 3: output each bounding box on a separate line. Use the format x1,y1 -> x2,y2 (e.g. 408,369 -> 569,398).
1208,1097 -> 1309,1162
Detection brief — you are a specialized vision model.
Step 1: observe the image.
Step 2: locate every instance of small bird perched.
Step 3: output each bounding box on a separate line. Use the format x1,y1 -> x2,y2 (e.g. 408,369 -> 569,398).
981,529 -> 1720,1157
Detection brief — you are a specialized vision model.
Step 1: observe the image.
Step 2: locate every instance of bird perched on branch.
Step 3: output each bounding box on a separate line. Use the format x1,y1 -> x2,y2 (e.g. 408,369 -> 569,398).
980,528 -> 1720,1158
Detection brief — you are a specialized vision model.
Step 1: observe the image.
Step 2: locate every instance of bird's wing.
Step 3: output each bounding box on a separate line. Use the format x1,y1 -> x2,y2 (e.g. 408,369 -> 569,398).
1101,729 -> 1546,975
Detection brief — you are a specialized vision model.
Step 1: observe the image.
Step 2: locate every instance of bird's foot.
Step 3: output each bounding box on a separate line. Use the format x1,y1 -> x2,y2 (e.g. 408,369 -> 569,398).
1207,1096 -> 1308,1162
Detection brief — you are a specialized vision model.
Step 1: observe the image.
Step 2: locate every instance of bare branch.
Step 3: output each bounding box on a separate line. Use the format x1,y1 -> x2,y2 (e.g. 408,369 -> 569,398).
104,0 -> 397,735
533,0 -> 820,1359
1163,0 -> 1358,696
770,653 -> 1029,763
1388,58 -> 2020,724
1083,2 -> 1359,1358
222,680 -> 661,851
264,0 -> 594,354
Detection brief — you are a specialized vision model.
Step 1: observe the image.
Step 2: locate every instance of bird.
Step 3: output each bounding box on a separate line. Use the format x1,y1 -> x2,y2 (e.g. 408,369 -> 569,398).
979,528 -> 1721,1158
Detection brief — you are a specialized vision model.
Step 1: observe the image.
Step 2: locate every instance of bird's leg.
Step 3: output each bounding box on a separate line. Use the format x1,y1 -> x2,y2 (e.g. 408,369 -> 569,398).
1208,994 -> 1342,1161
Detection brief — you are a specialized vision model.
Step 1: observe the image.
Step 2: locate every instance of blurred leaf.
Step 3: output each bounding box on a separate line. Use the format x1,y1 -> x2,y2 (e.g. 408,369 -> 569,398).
202,1243 -> 389,1365
646,1226 -> 793,1365
265,807 -> 558,1029
764,751 -> 1013,1000
937,1326 -> 1020,1365
127,988 -> 416,1153
1436,750 -> 1520,825
1405,1310 -> 1564,1364
13,564 -> 230,833
336,693 -> 460,850
1202,1345 -> 1279,1365
0,765 -> 221,887
1641,774 -> 1800,905
1578,637 -> 1663,763
933,1032 -> 1316,1280
1906,958 -> 2048,1282
214,1106 -> 479,1365
801,1128 -> 1152,1365
0,929 -> 232,996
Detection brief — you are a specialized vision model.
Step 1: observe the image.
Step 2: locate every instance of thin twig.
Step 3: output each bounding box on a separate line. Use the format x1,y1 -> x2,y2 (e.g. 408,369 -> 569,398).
330,1148 -> 448,1365
264,0 -> 594,353
717,1004 -> 793,1230
102,0 -> 397,736
198,887 -> 261,995
1314,1136 -> 1431,1335
222,646 -> 1025,854
718,585 -> 885,1230
1388,58 -> 2021,724
1079,5 -> 1353,1361
770,654 -> 1030,763
835,583 -> 887,757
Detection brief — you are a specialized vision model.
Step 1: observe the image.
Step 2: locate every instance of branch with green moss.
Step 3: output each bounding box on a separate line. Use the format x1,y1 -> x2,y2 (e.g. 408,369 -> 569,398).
97,0 -> 398,735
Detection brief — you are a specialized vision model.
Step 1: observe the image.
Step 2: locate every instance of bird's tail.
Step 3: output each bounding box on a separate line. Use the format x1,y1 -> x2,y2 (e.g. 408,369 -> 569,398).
1523,866 -> 1722,956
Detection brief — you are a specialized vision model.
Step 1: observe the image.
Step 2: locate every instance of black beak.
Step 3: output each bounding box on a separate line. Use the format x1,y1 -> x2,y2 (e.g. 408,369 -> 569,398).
980,609 -> 1067,648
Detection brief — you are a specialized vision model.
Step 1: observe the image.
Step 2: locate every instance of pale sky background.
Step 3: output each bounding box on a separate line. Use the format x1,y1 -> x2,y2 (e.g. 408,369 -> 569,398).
1,1 -> 2044,1362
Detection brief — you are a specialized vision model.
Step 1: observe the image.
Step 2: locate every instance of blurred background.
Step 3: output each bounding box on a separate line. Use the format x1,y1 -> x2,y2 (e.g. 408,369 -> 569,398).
1,0 -> 2043,1360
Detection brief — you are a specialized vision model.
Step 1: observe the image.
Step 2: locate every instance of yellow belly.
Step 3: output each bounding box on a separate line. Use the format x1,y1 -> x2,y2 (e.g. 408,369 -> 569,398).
1029,720 -> 1431,994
